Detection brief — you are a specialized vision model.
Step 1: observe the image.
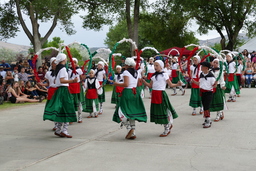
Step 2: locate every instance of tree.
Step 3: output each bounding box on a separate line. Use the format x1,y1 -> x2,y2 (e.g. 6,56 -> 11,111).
105,13 -> 198,56
77,0 -> 148,55
0,0 -> 78,65
168,0 -> 256,50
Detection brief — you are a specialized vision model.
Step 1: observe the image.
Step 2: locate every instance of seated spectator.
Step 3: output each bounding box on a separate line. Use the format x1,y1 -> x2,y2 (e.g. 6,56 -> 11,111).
5,71 -> 14,85
244,62 -> 254,88
18,67 -> 32,82
0,60 -> 11,71
0,66 -> 6,79
37,66 -> 45,82
7,81 -> 42,103
35,83 -> 48,99
19,80 -> 27,95
0,80 -> 5,104
22,60 -> 31,73
25,81 -> 40,99
13,70 -> 19,82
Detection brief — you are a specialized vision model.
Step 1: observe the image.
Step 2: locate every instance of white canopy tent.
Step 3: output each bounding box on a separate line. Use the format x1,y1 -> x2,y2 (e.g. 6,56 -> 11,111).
238,37 -> 256,52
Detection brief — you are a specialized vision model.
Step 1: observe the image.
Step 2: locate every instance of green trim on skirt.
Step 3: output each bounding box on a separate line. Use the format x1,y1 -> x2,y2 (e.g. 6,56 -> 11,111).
150,91 -> 178,124
112,88 -> 147,123
225,76 -> 240,94
98,86 -> 105,103
43,86 -> 77,122
83,98 -> 99,113
111,86 -> 121,104
189,88 -> 202,108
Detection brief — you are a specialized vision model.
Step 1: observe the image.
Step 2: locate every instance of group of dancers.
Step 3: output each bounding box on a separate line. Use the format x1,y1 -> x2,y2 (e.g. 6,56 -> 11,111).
41,51 -> 241,139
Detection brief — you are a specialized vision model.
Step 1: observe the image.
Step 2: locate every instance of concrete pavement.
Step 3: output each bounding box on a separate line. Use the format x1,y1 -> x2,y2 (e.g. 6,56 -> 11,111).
1,88 -> 256,171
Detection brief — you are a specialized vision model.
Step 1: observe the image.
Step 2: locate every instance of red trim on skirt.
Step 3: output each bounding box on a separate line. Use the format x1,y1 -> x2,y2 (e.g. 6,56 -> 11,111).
47,87 -> 58,100
68,82 -> 80,94
86,89 -> 98,99
151,90 -> 162,104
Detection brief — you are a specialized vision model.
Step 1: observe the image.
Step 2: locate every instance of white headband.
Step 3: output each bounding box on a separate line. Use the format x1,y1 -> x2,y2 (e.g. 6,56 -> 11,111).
98,61 -> 105,67
193,55 -> 201,63
116,65 -> 122,69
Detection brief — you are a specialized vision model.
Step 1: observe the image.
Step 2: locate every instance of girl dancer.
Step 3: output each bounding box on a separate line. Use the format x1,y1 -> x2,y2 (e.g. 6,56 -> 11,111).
189,55 -> 203,115
171,57 -> 185,96
225,53 -> 240,102
145,57 -> 155,98
143,60 -> 180,137
68,58 -> 86,123
210,59 -> 226,122
95,61 -> 106,114
83,69 -> 101,118
111,58 -> 147,140
43,53 -> 78,138
111,65 -> 124,106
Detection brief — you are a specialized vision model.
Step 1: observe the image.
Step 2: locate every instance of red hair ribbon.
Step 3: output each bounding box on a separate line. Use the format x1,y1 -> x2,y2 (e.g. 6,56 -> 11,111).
32,54 -> 40,82
81,59 -> 90,74
65,46 -> 76,74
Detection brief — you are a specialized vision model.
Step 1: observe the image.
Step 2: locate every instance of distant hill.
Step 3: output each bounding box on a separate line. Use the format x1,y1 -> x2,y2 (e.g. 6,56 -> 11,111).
199,33 -> 249,46
0,41 -> 30,53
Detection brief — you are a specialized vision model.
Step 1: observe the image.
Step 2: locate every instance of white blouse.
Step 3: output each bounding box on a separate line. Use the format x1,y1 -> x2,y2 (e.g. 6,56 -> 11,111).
123,70 -> 138,88
151,73 -> 169,90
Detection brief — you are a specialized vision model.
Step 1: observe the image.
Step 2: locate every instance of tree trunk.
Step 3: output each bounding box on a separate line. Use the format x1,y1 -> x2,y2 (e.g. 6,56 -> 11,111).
133,0 -> 140,48
125,0 -> 134,56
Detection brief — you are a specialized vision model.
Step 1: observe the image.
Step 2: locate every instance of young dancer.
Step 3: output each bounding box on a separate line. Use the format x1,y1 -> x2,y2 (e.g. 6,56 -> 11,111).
111,65 -> 124,106
192,61 -> 216,128
145,57 -> 155,98
143,60 -> 180,137
83,69 -> 102,118
170,56 -> 185,96
43,53 -> 78,138
111,58 -> 147,140
68,58 -> 86,123
210,59 -> 226,122
189,55 -> 203,115
225,53 -> 240,102
95,61 -> 106,114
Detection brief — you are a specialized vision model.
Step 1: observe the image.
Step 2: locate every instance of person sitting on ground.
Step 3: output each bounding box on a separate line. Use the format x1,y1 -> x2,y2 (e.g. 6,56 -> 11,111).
25,81 -> 40,99
35,82 -> 48,99
7,81 -> 42,103
5,71 -> 14,86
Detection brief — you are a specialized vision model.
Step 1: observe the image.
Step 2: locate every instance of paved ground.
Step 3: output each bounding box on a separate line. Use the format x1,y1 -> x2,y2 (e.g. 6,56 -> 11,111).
1,88 -> 256,171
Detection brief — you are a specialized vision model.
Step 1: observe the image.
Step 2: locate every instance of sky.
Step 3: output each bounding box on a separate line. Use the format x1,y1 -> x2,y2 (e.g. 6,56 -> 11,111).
7,9 -> 222,48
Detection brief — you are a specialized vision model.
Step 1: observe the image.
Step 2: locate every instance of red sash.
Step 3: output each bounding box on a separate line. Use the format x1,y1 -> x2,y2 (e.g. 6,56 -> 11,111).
47,87 -> 58,100
213,88 -> 216,93
228,73 -> 234,82
99,81 -> 103,86
191,78 -> 200,88
86,89 -> 98,99
200,88 -> 213,96
68,82 -> 80,94
171,70 -> 178,78
151,90 -> 163,104
147,73 -> 154,80
115,86 -> 124,93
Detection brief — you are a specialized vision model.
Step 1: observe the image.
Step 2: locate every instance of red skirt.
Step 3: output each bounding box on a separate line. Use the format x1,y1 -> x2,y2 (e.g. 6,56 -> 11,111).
191,78 -> 200,88
228,73 -> 234,82
116,86 -> 124,93
171,70 -> 178,78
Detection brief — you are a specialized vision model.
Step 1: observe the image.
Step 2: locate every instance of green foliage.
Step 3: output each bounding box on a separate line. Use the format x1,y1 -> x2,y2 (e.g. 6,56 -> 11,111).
0,48 -> 16,62
105,12 -> 198,56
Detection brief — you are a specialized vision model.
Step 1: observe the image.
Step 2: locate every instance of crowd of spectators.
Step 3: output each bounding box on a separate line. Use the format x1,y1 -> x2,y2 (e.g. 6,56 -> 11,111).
0,57 -> 49,104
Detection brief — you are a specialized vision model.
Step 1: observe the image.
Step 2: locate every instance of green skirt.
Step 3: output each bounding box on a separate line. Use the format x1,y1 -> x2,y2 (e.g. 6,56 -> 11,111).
113,88 -> 147,123
210,85 -> 225,111
150,91 -> 178,124
71,83 -> 86,111
111,86 -> 121,104
172,71 -> 187,84
43,86 -> 77,122
98,86 -> 105,103
189,88 -> 202,108
225,76 -> 240,94
83,98 -> 99,113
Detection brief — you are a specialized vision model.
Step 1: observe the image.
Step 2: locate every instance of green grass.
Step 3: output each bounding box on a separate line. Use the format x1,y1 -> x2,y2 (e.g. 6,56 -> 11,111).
0,100 -> 44,110
0,85 -> 114,110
